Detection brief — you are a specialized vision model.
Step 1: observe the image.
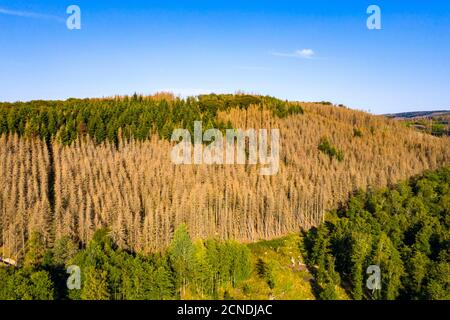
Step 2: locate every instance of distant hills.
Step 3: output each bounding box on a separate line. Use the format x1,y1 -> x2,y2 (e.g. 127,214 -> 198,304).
384,110 -> 450,136
384,110 -> 450,119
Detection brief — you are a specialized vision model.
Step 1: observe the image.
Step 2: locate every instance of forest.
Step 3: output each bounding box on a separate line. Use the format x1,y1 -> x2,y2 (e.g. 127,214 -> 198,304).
0,225 -> 252,300
0,94 -> 449,260
0,93 -> 301,145
304,167 -> 450,300
0,166 -> 448,300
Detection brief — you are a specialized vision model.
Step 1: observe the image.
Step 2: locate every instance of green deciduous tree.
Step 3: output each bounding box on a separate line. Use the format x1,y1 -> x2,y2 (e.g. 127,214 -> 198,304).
81,267 -> 111,300
168,224 -> 195,298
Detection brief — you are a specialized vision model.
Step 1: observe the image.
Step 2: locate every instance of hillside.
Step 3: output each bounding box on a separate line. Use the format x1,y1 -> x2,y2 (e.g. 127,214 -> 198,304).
1,167 -> 447,300
0,94 -> 449,260
0,226 -> 340,300
385,110 -> 450,119
304,166 -> 450,300
385,110 -> 450,137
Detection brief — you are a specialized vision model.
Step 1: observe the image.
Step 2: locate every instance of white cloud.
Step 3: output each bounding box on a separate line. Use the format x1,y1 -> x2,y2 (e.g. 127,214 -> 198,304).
0,7 -> 64,22
270,49 -> 316,59
296,49 -> 315,58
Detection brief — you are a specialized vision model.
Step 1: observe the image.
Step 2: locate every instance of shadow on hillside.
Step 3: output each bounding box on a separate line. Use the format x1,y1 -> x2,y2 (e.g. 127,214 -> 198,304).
299,228 -> 322,300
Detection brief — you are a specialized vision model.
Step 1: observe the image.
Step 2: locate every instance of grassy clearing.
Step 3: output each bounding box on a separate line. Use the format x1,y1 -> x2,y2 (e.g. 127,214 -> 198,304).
188,234 -> 349,300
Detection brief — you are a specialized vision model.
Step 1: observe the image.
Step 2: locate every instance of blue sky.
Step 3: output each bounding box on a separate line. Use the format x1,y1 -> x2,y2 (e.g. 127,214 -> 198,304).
0,0 -> 449,114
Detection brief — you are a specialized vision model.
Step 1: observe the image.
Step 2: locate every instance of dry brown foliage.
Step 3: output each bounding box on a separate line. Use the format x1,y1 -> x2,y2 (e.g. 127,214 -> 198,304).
1,104 -> 449,257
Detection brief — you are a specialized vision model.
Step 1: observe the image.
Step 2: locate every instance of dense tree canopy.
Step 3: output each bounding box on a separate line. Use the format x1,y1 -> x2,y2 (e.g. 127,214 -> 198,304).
0,94 -> 302,146
1,96 -> 448,258
1,167 -> 448,300
0,226 -> 252,300
305,167 -> 450,300
0,94 -> 448,300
